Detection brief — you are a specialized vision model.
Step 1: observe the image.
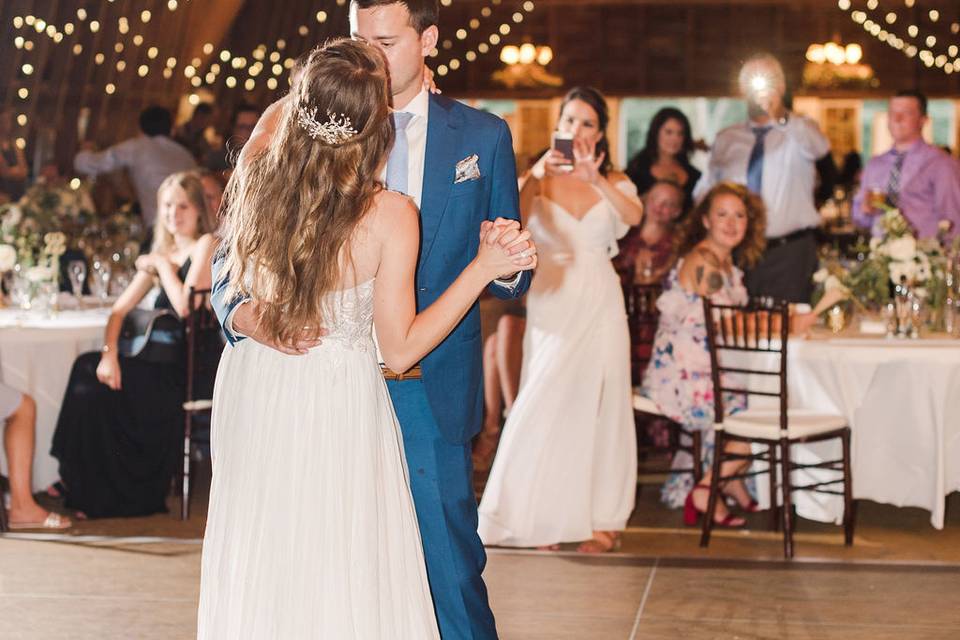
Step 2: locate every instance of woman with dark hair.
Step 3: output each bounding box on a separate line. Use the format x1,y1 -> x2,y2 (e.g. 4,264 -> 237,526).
626,107 -> 701,209
479,87 -> 644,554
641,182 -> 767,526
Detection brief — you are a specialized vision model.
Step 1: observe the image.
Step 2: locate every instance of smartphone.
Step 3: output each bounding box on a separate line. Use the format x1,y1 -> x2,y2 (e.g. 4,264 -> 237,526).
551,131 -> 575,168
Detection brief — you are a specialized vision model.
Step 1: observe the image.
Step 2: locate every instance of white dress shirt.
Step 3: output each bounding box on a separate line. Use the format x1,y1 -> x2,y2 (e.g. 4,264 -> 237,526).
74,135 -> 197,227
694,114 -> 829,238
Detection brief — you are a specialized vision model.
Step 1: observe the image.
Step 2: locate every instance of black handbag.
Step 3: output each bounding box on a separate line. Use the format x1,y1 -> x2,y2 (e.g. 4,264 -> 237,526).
118,308 -> 184,363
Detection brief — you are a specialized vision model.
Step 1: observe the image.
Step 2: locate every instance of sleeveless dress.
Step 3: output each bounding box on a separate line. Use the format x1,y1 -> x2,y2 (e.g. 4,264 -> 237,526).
51,259 -> 194,518
478,182 -> 638,547
640,261 -> 749,508
197,280 -> 440,639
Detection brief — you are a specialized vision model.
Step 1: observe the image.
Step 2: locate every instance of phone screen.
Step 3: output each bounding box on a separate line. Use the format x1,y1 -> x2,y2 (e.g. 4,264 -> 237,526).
551,133 -> 574,164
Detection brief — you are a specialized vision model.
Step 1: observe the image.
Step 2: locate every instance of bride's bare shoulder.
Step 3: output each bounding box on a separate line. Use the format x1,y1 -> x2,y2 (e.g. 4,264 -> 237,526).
369,190 -> 419,239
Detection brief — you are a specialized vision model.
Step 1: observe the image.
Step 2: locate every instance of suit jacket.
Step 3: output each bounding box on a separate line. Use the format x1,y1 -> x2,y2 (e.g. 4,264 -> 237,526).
211,93 -> 530,444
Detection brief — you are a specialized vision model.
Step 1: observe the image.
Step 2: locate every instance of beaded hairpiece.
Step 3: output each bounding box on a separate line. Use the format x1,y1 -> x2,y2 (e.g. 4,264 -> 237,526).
296,105 -> 358,145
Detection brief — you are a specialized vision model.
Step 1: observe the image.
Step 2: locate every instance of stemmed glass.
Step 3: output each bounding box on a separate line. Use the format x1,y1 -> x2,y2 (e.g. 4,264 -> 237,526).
68,260 -> 87,308
91,259 -> 112,304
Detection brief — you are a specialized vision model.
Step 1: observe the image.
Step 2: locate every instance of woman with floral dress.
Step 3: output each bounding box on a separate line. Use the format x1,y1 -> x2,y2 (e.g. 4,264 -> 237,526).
641,182 -> 767,526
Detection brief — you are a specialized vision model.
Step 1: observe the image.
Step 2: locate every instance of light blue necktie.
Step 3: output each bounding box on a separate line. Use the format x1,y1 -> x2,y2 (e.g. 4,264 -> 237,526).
746,125 -> 772,196
386,112 -> 414,195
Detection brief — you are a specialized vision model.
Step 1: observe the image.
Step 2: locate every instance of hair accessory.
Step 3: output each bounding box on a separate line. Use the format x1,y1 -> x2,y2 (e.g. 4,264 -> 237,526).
297,105 -> 358,144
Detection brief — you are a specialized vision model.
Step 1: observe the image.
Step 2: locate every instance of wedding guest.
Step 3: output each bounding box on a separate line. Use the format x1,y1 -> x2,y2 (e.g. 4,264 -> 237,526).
695,53 -> 829,303
474,310 -> 525,472
479,87 -> 643,554
205,103 -> 261,176
49,171 -> 218,518
642,182 -> 766,526
1,386 -> 70,529
626,107 -> 701,210
613,179 -> 685,286
74,106 -> 197,228
852,90 -> 960,239
0,108 -> 29,202
175,102 -> 216,162
197,169 -> 225,219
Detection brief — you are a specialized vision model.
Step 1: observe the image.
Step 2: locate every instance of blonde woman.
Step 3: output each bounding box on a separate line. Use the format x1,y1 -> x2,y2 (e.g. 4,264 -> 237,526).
49,171 -> 218,518
197,40 -> 534,638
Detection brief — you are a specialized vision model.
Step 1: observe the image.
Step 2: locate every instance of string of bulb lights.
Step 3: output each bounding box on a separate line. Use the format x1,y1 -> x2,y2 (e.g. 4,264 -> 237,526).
8,0 -> 536,147
837,0 -> 960,75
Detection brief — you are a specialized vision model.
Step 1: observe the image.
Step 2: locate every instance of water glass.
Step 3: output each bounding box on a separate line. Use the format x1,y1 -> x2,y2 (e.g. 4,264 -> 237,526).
68,260 -> 87,304
91,259 -> 112,303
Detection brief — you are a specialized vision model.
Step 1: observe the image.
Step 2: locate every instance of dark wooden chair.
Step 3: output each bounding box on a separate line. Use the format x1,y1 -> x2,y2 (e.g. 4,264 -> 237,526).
624,283 -> 702,484
179,287 -> 223,520
700,297 -> 855,558
0,474 -> 8,532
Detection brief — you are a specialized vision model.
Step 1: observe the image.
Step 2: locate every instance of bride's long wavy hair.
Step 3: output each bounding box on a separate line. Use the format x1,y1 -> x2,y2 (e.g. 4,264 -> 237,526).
221,38 -> 394,345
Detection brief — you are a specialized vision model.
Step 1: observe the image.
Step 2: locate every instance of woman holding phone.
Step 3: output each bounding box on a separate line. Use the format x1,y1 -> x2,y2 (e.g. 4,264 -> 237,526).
478,87 -> 644,553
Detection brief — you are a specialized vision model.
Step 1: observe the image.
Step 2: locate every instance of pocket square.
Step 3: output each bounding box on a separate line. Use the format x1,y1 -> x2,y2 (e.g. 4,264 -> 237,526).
454,154 -> 481,184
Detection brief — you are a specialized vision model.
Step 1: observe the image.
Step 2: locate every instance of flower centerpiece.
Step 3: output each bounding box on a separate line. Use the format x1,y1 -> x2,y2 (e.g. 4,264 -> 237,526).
813,210 -> 955,331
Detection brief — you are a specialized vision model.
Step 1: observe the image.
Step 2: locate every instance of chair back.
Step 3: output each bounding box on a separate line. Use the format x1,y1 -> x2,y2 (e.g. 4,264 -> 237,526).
624,283 -> 662,382
702,297 -> 790,432
184,288 -> 224,404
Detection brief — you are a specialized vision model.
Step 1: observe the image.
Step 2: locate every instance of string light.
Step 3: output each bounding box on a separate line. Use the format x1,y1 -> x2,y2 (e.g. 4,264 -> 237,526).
838,0 -> 958,76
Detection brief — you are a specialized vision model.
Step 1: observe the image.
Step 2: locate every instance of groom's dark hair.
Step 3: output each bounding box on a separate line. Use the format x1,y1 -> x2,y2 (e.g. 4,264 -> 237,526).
352,0 -> 439,34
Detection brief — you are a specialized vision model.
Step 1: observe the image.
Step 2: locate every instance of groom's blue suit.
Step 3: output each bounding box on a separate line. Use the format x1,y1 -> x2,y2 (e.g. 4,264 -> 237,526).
210,93 -> 529,639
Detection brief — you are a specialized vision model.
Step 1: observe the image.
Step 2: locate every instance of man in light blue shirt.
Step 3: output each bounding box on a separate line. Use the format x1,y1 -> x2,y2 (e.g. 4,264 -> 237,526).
695,53 -> 830,302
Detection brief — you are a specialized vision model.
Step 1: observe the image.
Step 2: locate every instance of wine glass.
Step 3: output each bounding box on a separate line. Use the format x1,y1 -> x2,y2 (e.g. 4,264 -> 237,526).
68,260 -> 87,307
92,259 -> 112,304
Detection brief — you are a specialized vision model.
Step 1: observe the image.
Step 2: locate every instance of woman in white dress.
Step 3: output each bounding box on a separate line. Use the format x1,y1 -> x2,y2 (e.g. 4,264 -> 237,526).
197,40 -> 535,639
478,87 -> 644,553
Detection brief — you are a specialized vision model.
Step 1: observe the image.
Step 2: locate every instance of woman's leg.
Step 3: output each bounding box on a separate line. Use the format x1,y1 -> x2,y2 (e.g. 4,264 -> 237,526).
496,315 -> 525,411
690,438 -> 752,521
5,395 -> 63,524
473,333 -> 503,470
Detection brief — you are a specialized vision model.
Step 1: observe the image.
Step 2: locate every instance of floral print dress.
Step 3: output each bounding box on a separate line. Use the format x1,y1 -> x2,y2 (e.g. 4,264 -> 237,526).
640,259 -> 749,508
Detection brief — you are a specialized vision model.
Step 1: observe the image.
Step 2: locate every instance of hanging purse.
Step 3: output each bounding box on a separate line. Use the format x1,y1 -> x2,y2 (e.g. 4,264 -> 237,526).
117,308 -> 184,363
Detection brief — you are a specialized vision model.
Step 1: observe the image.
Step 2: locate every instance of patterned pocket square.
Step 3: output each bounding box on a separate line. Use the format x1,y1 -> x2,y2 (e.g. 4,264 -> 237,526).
454,154 -> 481,184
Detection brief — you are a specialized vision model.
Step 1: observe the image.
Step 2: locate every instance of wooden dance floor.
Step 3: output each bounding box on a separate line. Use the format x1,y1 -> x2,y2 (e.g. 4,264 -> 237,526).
2,535 -> 959,639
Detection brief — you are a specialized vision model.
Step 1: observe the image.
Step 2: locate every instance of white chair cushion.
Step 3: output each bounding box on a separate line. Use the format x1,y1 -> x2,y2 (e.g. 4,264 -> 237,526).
183,399 -> 213,412
632,391 -> 664,416
722,409 -> 847,440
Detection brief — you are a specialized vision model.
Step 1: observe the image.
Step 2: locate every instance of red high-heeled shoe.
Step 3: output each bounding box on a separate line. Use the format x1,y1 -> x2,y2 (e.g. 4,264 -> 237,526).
724,495 -> 761,513
683,486 -> 746,527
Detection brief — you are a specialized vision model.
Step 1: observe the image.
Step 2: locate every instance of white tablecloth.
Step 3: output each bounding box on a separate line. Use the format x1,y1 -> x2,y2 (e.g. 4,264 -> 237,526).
0,307 -> 109,491
748,335 -> 960,529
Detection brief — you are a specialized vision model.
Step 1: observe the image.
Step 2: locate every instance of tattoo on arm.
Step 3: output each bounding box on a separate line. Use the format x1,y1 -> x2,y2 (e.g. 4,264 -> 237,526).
705,271 -> 724,295
695,265 -> 705,285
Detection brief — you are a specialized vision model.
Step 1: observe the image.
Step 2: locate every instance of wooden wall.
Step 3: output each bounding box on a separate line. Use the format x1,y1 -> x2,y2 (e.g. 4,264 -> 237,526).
3,0 -> 960,171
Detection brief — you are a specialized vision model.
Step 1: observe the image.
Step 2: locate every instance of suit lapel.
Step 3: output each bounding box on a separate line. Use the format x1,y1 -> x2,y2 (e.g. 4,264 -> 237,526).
420,95 -> 462,265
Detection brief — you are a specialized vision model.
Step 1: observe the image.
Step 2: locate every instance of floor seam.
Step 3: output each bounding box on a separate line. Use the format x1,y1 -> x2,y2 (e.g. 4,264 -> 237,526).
628,557 -> 658,639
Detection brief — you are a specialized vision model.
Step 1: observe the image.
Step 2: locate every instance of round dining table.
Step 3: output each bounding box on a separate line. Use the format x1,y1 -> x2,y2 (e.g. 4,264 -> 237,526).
0,303 -> 110,492
748,329 -> 960,529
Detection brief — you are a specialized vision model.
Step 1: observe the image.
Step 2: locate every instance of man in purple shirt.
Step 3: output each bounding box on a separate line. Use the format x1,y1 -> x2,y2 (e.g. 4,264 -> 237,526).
853,90 -> 960,239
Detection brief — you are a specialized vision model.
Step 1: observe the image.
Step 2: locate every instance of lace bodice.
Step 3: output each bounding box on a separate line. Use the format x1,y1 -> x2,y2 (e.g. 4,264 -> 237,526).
319,279 -> 376,353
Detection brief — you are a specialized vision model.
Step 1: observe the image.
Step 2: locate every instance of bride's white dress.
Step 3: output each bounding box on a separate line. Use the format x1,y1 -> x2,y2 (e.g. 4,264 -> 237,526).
478,185 -> 638,547
197,280 -> 439,639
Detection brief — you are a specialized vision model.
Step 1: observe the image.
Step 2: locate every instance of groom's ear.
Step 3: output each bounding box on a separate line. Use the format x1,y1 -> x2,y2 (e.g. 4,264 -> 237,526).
419,25 -> 439,57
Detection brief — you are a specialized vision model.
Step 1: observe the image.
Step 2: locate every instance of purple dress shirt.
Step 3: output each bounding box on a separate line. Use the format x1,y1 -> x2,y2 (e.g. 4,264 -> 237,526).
852,140 -> 960,239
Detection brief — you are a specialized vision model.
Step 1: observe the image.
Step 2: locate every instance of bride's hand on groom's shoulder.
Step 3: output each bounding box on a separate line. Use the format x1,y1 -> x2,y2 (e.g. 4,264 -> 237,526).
233,301 -> 327,356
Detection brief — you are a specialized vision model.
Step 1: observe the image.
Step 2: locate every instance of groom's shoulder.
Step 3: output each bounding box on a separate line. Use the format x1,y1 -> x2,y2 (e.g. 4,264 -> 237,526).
432,94 -> 506,134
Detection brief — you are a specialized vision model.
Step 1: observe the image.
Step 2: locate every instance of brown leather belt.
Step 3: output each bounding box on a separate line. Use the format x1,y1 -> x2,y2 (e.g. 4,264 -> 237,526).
380,364 -> 422,381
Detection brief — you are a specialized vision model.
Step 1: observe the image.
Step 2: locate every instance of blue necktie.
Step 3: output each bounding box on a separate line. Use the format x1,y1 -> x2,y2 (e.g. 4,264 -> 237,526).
746,126 -> 772,196
386,112 -> 414,195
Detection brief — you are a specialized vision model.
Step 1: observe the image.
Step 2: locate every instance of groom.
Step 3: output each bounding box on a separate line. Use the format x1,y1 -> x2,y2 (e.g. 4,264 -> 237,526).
210,1 -> 531,637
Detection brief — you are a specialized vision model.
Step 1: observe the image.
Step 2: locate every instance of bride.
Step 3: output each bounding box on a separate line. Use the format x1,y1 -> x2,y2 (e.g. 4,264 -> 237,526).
197,40 -> 535,639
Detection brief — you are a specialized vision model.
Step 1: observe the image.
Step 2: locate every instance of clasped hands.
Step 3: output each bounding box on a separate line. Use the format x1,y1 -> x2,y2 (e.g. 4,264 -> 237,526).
234,218 -> 537,356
